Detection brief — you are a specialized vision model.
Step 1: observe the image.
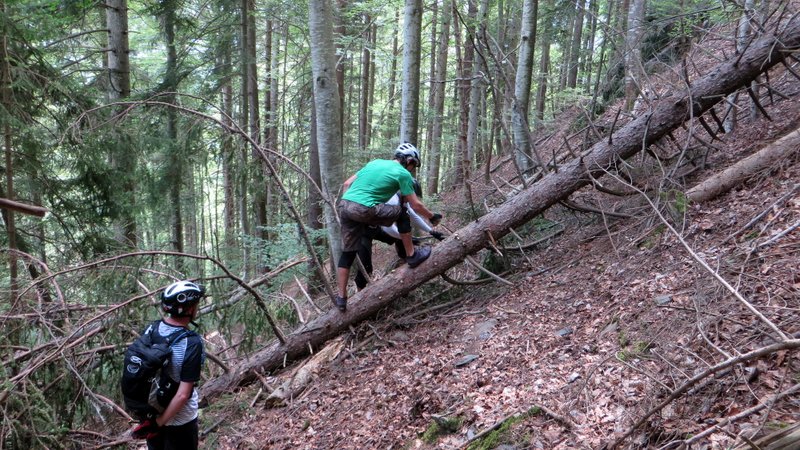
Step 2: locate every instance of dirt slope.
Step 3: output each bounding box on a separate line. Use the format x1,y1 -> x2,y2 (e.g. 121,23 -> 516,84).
209,21 -> 800,450
209,111 -> 798,449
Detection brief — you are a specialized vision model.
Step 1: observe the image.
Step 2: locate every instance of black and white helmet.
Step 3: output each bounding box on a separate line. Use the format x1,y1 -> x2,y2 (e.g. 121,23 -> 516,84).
394,143 -> 421,168
161,280 -> 205,317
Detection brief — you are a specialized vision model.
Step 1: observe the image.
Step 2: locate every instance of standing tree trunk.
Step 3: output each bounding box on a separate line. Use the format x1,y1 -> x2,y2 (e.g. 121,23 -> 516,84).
161,0 -> 184,256
452,0 -> 474,187
385,10 -> 400,141
307,96 -> 326,294
466,0 -> 489,165
358,15 -> 371,152
1,3 -> 17,298
220,48 -> 238,255
535,0 -> 552,122
511,0 -> 538,175
724,0 -> 755,133
106,0 -> 137,248
334,0 -> 347,142
426,0 -> 450,196
399,0 -> 423,145
567,0 -> 585,89
309,0 -> 344,270
623,0 -> 646,111
582,0 -> 598,90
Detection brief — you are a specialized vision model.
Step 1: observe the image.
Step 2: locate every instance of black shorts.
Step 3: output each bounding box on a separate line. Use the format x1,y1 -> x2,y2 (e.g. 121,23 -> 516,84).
339,199 -> 402,252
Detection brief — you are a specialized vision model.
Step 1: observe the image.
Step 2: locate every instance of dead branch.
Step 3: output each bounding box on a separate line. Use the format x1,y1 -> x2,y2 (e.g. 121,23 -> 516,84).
611,340 -> 800,449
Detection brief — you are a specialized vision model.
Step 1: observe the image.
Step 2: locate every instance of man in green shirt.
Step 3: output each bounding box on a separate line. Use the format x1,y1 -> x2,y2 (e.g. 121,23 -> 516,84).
335,143 -> 442,312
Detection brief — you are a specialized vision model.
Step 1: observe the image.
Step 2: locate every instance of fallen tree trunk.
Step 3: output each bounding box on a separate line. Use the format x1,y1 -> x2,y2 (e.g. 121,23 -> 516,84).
687,127 -> 800,202
201,15 -> 800,400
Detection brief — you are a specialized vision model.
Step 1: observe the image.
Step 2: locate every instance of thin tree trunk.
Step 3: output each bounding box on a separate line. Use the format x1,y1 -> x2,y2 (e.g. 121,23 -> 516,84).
623,0 -> 646,111
426,0 -> 451,196
567,0 -> 585,88
1,8 -> 17,298
452,0 -> 473,187
582,0 -> 598,90
334,0 -> 347,139
106,0 -> 137,248
200,15 -> 800,398
162,0 -> 183,256
511,0 -> 538,174
358,15 -> 371,151
399,0 -> 423,144
724,0 -> 755,133
467,0 -> 489,166
220,50 -> 237,252
424,1 -> 438,158
307,96 -> 325,294
385,10 -> 400,141
535,0 -> 551,122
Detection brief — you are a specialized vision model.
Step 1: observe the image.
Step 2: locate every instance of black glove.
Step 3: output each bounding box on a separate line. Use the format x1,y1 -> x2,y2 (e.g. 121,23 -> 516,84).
430,230 -> 444,241
132,419 -> 160,440
430,213 -> 443,226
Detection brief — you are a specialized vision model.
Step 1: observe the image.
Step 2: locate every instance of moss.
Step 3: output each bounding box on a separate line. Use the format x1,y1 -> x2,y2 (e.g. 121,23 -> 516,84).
638,225 -> 665,249
421,416 -> 464,444
467,409 -> 541,450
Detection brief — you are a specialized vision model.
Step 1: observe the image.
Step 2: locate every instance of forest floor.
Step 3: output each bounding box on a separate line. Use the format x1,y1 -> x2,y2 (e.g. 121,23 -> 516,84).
205,93 -> 800,449
199,18 -> 800,449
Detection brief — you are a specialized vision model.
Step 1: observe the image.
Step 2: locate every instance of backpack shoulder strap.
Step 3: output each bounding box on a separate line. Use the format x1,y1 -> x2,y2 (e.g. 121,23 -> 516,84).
163,325 -> 193,347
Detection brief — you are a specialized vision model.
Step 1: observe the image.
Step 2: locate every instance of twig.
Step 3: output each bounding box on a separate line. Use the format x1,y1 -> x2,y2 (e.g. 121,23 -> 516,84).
612,339 -> 800,448
613,173 -> 789,342
725,184 -> 799,243
758,219 -> 800,248
679,382 -> 800,446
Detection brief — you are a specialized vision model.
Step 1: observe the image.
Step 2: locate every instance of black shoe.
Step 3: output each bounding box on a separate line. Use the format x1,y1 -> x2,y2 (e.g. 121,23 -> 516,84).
334,296 -> 347,312
405,246 -> 431,268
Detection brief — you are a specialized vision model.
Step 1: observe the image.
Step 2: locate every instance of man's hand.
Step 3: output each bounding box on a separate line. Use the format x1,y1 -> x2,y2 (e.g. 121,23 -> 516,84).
429,230 -> 444,241
430,213 -> 442,226
131,419 -> 160,440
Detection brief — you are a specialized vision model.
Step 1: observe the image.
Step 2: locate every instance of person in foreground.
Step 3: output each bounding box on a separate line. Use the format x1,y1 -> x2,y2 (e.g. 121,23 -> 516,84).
132,280 -> 206,450
335,143 -> 442,312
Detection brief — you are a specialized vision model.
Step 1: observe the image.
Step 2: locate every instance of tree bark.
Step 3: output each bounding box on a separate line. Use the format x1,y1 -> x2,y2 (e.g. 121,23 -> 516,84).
567,0 -> 585,89
358,15 -> 371,151
309,0 -> 344,268
623,0 -> 646,111
1,5 -> 17,297
426,0 -> 451,196
385,9 -> 400,141
687,128 -> 800,203
511,0 -> 537,174
466,0 -> 489,165
106,0 -> 137,248
200,12 -> 800,401
399,0 -> 423,144
535,0 -> 552,122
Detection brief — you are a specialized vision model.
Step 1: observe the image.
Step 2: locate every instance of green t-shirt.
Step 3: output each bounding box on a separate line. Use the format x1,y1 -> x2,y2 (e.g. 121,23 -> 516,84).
342,159 -> 415,207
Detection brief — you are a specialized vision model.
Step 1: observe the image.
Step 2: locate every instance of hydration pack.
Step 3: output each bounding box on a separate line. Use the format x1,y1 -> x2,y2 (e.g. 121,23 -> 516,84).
120,321 -> 190,420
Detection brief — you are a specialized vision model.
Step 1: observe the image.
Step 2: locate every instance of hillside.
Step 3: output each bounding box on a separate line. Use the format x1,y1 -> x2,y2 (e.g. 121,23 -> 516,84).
205,27 -> 800,450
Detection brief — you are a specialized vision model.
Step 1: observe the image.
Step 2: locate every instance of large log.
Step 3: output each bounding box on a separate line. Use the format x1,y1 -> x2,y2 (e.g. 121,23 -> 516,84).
201,15 -> 800,400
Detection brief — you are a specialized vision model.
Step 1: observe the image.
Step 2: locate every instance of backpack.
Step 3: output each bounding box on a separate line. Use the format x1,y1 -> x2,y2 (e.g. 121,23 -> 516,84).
121,320 -> 190,420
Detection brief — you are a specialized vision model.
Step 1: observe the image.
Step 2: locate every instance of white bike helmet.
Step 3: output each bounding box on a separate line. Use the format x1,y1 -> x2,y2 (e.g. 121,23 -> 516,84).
161,280 -> 205,317
394,143 -> 421,168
